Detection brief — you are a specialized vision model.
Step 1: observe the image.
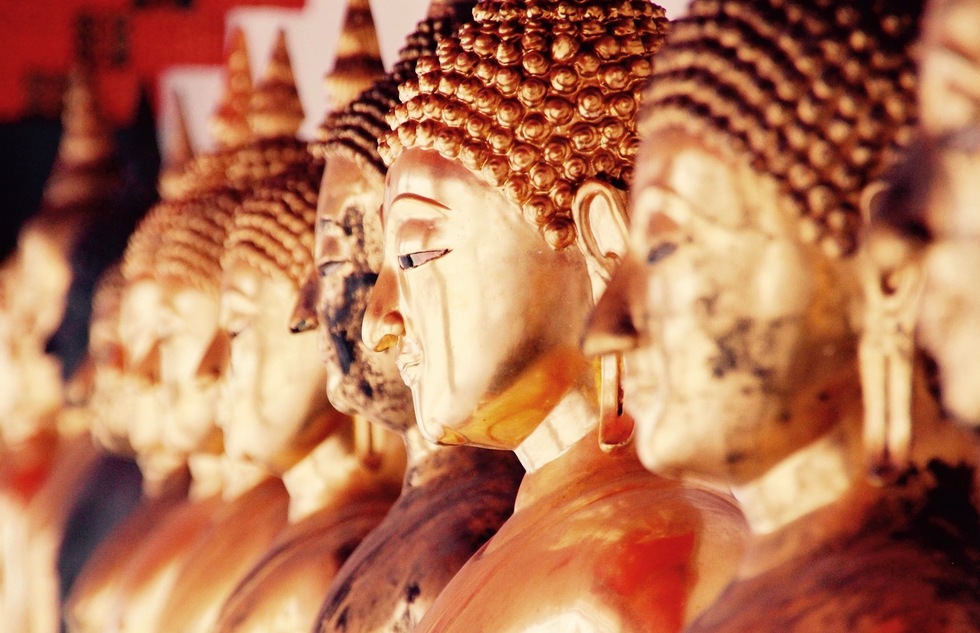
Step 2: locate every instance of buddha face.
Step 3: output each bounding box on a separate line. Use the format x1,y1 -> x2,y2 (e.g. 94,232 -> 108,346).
586,135 -> 860,485
117,279 -> 172,469
218,261 -> 331,467
88,290 -> 130,453
363,148 -> 593,449
918,0 -> 980,140
909,0 -> 980,428
313,153 -> 413,431
0,227 -> 71,443
157,283 -> 223,456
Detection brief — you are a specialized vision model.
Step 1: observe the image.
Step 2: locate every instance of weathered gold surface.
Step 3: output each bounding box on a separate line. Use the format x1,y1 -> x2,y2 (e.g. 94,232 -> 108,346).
216,497 -> 393,633
363,1 -> 749,630
586,0 -> 980,630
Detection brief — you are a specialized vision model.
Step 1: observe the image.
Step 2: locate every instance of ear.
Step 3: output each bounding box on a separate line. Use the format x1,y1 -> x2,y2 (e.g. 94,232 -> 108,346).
858,179 -> 925,484
573,179 -> 630,301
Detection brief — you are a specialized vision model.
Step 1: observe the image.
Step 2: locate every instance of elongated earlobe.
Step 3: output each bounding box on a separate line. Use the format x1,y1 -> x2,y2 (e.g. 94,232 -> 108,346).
574,179 -> 632,451
860,183 -> 925,485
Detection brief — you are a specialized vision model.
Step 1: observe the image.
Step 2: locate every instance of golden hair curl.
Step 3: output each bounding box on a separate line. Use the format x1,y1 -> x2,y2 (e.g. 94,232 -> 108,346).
122,189 -> 239,293
381,0 -> 668,249
222,159 -> 323,289
641,0 -> 922,257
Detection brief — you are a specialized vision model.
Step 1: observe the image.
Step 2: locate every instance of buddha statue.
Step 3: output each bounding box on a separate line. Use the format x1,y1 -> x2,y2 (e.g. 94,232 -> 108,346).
208,20 -> 407,633
98,167 -> 232,633
0,67 -> 118,633
585,1 -> 980,630
72,32 -> 266,633
275,2 -> 525,630
153,29 -> 390,633
363,1 -> 747,630
869,0 -> 980,433
0,66 -> 117,448
65,266 -> 189,633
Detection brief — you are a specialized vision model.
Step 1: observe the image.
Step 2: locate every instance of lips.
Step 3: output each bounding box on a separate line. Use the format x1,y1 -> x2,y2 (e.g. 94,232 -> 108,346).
395,338 -> 422,386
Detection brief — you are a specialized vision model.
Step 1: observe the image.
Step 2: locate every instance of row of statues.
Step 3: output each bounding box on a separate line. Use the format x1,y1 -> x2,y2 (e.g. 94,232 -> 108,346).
1,0 -> 979,631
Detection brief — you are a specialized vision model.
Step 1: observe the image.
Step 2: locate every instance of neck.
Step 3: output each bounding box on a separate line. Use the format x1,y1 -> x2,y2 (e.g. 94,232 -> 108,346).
187,452 -> 224,500
733,425 -> 855,537
402,424 -> 444,488
56,405 -> 89,439
140,451 -> 188,498
281,423 -> 403,523
514,387 -> 597,473
220,454 -> 271,501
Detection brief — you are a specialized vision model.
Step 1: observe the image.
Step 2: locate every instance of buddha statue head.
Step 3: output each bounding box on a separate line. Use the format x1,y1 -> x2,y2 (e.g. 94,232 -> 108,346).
584,0 -> 922,486
0,66 -> 118,445
119,188 -> 235,486
299,0 -> 474,431
219,166 -> 338,470
87,265 -> 132,453
363,0 -> 668,450
215,31 -> 342,471
156,192 -> 237,459
869,0 -> 980,429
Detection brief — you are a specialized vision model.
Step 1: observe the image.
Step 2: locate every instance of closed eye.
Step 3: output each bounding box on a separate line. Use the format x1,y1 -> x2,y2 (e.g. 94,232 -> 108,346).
646,242 -> 677,265
317,261 -> 347,277
398,249 -> 451,270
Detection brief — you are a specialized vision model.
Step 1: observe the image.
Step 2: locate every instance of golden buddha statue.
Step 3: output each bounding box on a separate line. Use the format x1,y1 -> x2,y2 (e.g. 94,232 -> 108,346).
211,16 -> 410,632
100,172 -> 234,633
72,32 -> 268,633
363,1 -> 747,630
152,28 -> 405,633
586,1 -> 980,630
0,66 -> 117,633
0,66 -> 117,448
869,0 -> 980,433
274,2 -> 525,630
65,266 -> 192,633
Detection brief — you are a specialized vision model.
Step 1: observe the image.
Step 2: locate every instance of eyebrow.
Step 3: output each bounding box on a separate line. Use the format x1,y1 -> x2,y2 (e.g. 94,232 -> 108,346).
386,192 -> 451,224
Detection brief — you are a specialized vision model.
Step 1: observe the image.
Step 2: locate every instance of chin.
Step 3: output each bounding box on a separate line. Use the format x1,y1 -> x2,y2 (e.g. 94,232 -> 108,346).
941,377 -> 980,429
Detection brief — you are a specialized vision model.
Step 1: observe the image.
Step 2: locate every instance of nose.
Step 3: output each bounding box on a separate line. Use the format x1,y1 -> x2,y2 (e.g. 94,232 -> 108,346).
582,261 -> 640,358
196,329 -> 231,383
362,265 -> 405,352
65,353 -> 95,406
128,340 -> 161,385
290,270 -> 320,334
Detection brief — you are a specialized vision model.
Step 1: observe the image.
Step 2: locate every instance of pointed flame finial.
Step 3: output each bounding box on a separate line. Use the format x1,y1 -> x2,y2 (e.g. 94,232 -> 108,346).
42,66 -> 117,210
323,0 -> 384,112
248,30 -> 305,139
159,91 -> 195,200
425,0 -> 476,20
210,27 -> 253,149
